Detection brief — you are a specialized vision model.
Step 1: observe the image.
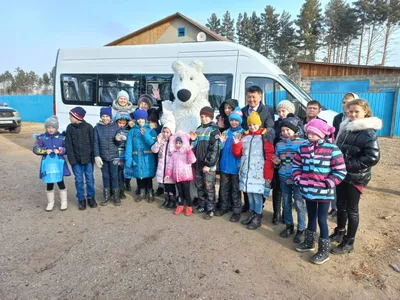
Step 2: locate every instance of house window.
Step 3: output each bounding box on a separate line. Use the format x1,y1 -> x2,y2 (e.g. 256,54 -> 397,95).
178,27 -> 186,37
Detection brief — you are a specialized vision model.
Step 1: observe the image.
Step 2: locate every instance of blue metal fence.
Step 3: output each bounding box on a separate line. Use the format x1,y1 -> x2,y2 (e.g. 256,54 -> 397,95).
0,95 -> 53,123
311,92 -> 395,136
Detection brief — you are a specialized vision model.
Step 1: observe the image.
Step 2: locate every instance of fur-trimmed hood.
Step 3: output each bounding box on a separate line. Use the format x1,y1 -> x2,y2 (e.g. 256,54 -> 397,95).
169,131 -> 191,154
112,99 -> 134,112
337,117 -> 382,140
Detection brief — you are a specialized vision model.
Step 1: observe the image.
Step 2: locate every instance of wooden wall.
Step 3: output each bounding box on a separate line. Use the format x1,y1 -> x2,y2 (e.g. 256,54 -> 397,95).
117,21 -> 172,45
299,62 -> 400,77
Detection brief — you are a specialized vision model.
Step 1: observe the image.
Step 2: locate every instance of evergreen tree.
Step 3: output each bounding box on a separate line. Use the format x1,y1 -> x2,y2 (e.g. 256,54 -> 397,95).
273,11 -> 299,75
354,0 -> 371,64
249,11 -> 262,52
364,0 -> 387,64
236,13 -> 244,44
261,5 -> 280,59
237,12 -> 252,47
206,13 -> 221,34
220,11 -> 235,41
296,0 -> 324,61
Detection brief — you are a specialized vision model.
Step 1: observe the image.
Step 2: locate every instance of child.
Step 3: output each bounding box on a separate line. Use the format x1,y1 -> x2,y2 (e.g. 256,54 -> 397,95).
125,109 -> 157,202
112,90 -> 134,118
189,106 -> 220,220
272,116 -> 307,243
272,100 -> 297,225
217,99 -> 239,131
65,107 -> 97,210
165,132 -> 197,216
216,107 -> 245,222
114,112 -> 131,200
151,122 -> 177,209
33,115 -> 71,211
232,112 -> 274,230
94,107 -> 121,206
331,99 -> 381,255
293,119 -> 346,265
329,92 -> 359,218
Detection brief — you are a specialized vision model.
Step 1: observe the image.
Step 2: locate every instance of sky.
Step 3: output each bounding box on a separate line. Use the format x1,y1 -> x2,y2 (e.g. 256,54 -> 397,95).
1,0 -> 398,76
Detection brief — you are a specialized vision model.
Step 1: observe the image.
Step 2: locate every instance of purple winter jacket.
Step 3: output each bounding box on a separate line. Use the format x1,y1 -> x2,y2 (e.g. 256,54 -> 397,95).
33,132 -> 71,178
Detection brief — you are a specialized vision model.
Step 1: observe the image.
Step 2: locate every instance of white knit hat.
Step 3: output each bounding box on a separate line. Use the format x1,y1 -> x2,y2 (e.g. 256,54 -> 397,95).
277,100 -> 295,114
117,90 -> 129,101
162,121 -> 176,135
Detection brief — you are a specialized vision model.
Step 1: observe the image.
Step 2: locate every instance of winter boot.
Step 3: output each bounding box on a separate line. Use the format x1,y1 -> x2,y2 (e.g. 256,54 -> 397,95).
147,189 -> 155,203
295,229 -> 316,252
100,188 -> 111,206
241,210 -> 255,225
230,213 -> 241,223
311,238 -> 330,265
78,199 -> 87,210
167,195 -> 177,209
156,186 -> 164,196
136,189 -> 146,202
203,211 -> 214,220
247,213 -> 262,230
331,236 -> 355,255
113,188 -> 121,206
161,194 -> 170,208
174,205 -> 184,215
120,190 -> 126,200
60,189 -> 68,211
124,179 -> 132,192
280,224 -> 295,238
329,227 -> 346,243
45,190 -> 55,211
184,206 -> 193,216
293,230 -> 305,243
241,201 -> 249,213
87,197 -> 97,208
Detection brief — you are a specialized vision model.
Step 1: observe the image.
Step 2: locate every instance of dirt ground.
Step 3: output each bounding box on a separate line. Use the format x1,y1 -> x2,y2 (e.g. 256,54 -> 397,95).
0,123 -> 399,300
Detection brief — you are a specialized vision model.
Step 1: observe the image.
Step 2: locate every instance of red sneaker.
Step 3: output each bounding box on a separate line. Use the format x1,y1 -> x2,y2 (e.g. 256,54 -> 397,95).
174,205 -> 184,215
185,206 -> 193,216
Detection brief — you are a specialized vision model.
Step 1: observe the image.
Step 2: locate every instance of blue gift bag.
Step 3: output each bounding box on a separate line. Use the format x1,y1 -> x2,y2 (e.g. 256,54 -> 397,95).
41,155 -> 64,184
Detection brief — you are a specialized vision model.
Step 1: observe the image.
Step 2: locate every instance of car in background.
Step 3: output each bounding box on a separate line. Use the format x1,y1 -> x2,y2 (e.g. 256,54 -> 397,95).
0,101 -> 22,133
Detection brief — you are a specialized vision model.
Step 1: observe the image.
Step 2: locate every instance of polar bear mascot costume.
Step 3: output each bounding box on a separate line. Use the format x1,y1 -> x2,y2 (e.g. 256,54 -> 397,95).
161,60 -> 211,133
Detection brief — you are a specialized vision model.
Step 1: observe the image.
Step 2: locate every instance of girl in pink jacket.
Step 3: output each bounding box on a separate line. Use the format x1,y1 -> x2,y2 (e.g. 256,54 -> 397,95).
151,122 -> 176,209
165,131 -> 197,216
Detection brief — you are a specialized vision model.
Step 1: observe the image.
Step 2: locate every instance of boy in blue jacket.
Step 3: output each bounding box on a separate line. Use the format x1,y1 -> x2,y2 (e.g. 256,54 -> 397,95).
94,107 -> 121,206
215,108 -> 245,222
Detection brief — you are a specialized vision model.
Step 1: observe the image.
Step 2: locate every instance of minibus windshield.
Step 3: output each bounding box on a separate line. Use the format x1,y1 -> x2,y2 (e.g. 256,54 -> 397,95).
279,74 -> 313,102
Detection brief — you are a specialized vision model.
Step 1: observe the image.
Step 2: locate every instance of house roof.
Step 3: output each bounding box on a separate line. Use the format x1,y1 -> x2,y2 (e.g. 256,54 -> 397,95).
106,12 -> 230,46
298,61 -> 400,70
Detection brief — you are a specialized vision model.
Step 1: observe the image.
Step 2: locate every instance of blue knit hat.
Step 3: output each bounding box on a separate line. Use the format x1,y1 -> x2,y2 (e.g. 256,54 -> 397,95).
114,111 -> 131,121
134,109 -> 148,121
100,107 -> 112,118
228,107 -> 243,125
69,106 -> 86,121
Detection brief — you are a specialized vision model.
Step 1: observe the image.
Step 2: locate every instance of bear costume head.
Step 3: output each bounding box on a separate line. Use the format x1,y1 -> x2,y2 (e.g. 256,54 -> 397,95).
171,60 -> 210,109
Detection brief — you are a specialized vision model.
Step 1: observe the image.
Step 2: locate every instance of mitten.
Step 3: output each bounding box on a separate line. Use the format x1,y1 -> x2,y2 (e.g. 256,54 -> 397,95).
95,156 -> 103,168
115,134 -> 122,141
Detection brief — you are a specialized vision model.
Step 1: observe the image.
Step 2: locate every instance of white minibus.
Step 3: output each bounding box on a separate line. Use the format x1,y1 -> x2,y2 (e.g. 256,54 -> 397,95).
54,41 -> 337,131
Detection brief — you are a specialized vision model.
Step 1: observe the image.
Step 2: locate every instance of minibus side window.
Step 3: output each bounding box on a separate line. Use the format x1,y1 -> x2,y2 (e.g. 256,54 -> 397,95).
61,74 -> 96,105
245,77 -> 303,117
143,75 -> 174,103
98,74 -> 140,106
205,74 -> 233,110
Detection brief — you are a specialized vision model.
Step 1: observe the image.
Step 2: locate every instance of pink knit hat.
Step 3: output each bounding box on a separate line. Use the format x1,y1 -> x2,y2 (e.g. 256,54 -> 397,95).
305,119 -> 335,139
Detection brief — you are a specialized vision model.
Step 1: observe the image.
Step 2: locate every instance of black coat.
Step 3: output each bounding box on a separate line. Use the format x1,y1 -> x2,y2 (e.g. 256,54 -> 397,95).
65,121 -> 94,165
333,113 -> 345,137
241,103 -> 275,133
218,99 -> 239,132
94,122 -> 121,161
336,117 -> 382,187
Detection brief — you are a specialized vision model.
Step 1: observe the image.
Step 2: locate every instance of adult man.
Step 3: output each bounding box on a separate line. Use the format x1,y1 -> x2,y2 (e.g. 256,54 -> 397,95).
241,86 -> 275,131
240,86 -> 275,213
303,100 -> 326,125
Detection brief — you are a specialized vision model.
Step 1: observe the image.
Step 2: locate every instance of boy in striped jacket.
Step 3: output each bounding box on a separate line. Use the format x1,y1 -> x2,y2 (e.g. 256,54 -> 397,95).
272,116 -> 307,243
292,119 -> 347,265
